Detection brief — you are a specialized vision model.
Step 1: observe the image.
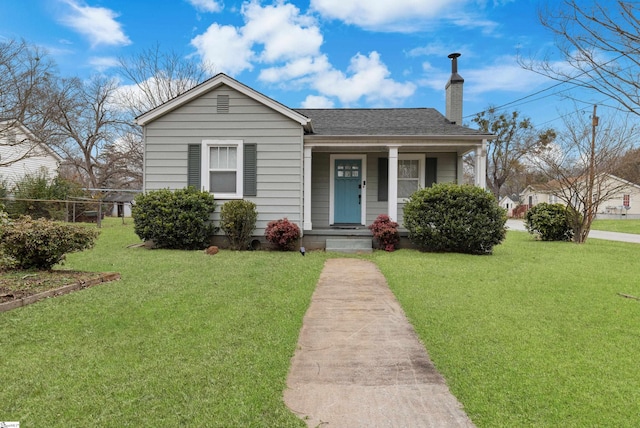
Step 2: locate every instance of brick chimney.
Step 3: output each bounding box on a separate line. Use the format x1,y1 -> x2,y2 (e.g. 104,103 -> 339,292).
445,53 -> 464,125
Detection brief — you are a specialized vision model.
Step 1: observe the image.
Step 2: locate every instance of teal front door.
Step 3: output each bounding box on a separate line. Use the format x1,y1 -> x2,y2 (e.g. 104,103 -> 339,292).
334,159 -> 362,224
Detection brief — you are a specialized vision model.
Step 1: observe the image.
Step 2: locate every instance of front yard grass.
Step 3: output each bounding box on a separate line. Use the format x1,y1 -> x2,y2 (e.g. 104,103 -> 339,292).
0,219 -> 329,427
371,231 -> 640,427
2,219 -> 639,426
592,218 -> 640,234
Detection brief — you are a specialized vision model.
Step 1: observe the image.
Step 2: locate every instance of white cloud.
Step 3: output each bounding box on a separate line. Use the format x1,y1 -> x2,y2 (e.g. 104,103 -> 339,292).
191,1 -> 322,75
190,1 -> 415,106
301,95 -> 335,108
310,0 -> 470,31
191,23 -> 254,75
259,55 -> 331,83
312,52 -> 416,106
242,2 -> 323,63
59,0 -> 131,47
420,55 -> 551,100
89,56 -> 119,71
186,0 -> 222,13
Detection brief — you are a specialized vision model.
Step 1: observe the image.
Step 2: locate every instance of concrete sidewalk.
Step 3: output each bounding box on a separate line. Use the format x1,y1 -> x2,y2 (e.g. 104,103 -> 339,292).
506,219 -> 640,244
284,258 -> 475,427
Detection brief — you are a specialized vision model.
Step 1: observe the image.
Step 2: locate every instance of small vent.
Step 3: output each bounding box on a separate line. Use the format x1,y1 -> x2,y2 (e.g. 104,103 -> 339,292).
217,95 -> 229,113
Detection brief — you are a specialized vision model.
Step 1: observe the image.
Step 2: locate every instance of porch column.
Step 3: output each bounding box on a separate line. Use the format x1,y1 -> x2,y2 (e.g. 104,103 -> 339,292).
303,146 -> 313,230
475,140 -> 487,189
457,154 -> 464,184
388,146 -> 399,222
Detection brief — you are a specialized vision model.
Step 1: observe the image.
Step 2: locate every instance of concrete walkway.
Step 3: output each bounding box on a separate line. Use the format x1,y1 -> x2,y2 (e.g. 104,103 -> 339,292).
506,219 -> 640,244
284,258 -> 475,428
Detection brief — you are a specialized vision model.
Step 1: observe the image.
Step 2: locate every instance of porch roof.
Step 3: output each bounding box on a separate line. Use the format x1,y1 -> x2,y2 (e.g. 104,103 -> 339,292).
294,108 -> 492,137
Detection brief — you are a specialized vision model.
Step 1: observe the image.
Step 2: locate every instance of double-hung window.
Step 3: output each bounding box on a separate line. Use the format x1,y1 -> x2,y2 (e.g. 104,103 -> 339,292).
201,140 -> 243,198
397,154 -> 424,201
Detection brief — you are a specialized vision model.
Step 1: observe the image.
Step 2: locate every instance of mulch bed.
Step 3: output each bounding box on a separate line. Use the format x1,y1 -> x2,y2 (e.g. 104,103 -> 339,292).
0,270 -> 120,312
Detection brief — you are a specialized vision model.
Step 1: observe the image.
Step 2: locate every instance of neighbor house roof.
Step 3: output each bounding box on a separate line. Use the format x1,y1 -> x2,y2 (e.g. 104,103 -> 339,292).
294,108 -> 491,138
0,119 -> 63,162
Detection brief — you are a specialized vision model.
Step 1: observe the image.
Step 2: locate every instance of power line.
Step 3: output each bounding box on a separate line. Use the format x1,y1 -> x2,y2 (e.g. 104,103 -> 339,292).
464,53 -> 629,120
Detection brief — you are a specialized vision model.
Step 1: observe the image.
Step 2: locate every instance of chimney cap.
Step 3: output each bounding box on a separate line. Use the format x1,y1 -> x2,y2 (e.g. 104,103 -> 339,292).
448,52 -> 461,59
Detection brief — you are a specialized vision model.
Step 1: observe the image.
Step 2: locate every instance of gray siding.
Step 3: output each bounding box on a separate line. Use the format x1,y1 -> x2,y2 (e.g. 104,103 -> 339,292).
311,153 -> 330,228
144,86 -> 303,234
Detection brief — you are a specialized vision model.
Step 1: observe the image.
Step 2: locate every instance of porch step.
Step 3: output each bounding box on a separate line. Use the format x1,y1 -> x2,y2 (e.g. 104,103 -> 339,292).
325,238 -> 373,254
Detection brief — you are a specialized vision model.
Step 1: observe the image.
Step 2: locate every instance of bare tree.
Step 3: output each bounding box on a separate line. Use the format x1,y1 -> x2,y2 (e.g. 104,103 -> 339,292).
116,44 -> 213,116
50,76 -> 127,189
0,39 -> 59,167
105,44 -> 214,189
523,1 -> 640,115
472,107 -> 556,198
530,106 -> 638,243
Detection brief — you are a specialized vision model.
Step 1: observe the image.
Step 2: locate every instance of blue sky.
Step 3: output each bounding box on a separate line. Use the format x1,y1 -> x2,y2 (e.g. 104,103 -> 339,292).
0,0 -> 612,129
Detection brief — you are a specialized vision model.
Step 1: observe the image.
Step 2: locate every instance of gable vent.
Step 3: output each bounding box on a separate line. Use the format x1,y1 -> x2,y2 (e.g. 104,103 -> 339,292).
217,94 -> 229,113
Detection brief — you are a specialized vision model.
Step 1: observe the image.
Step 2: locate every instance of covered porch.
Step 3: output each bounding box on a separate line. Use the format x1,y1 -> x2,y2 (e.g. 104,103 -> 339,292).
301,137 -> 488,233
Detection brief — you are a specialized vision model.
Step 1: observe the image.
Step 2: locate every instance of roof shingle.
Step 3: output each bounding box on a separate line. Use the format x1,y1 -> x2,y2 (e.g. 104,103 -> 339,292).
294,108 -> 490,137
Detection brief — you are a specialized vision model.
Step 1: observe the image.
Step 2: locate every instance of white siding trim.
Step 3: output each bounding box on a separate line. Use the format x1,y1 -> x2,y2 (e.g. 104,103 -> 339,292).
304,147 -> 313,231
387,146 -> 399,222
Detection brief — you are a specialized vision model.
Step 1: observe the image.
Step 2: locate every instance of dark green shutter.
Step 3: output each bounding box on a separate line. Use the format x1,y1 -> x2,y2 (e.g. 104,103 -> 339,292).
426,157 -> 437,187
187,144 -> 201,189
244,143 -> 257,196
378,157 -> 388,201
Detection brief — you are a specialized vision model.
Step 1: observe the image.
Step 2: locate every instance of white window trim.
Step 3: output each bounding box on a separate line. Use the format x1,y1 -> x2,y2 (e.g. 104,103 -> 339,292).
201,139 -> 244,199
397,154 -> 425,202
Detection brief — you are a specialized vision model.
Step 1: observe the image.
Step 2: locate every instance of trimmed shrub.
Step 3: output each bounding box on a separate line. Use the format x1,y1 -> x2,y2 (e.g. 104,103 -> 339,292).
368,214 -> 399,251
0,216 -> 99,270
265,218 -> 300,251
524,203 -> 574,241
8,172 -> 88,220
0,205 -> 15,270
220,200 -> 257,250
132,187 -> 217,250
403,183 -> 507,254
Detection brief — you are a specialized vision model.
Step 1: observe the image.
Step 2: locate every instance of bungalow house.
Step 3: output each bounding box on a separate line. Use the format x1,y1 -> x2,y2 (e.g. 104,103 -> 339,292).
0,120 -> 61,188
499,195 -> 518,217
135,53 -> 493,249
521,174 -> 640,219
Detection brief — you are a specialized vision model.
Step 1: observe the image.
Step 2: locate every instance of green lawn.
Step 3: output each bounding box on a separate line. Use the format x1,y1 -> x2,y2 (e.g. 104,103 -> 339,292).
2,220 -> 640,426
371,232 -> 640,427
592,218 -> 640,234
0,219 -> 329,427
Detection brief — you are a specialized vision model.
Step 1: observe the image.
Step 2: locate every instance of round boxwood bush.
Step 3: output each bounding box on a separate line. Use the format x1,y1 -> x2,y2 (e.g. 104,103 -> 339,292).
403,183 -> 507,254
524,202 -> 574,241
0,216 -> 100,270
220,200 -> 258,250
132,187 -> 217,250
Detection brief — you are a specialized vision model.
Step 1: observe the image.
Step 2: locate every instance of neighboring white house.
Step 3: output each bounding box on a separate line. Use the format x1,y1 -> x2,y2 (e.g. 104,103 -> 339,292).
135,55 -> 494,249
0,120 -> 61,188
499,195 -> 518,217
521,174 -> 640,218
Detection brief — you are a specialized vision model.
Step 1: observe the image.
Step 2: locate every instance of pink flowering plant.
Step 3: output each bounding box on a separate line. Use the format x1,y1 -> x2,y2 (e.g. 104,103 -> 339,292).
264,218 -> 301,251
368,214 -> 400,252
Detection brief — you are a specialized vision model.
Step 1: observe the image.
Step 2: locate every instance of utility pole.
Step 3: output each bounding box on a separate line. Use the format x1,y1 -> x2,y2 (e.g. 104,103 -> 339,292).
585,104 -> 598,242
